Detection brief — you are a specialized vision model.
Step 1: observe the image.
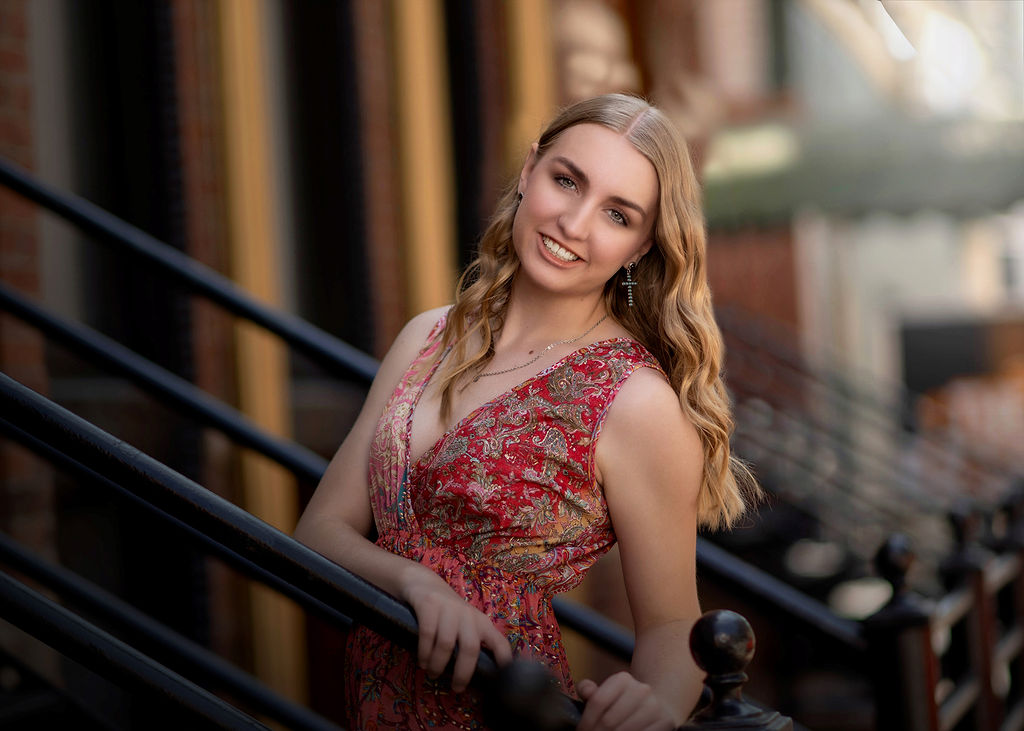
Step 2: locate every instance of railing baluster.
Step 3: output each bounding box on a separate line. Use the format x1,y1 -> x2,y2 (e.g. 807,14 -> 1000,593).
862,534 -> 941,731
940,506 -> 1004,729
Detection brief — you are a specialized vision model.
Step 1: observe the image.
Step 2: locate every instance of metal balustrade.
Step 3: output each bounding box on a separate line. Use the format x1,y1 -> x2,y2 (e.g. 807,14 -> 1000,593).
0,531 -> 342,731
0,372 -> 582,729
0,371 -> 800,729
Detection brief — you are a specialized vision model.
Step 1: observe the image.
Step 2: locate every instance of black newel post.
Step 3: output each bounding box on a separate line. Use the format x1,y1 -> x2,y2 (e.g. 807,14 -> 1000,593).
862,534 -> 940,731
680,610 -> 792,730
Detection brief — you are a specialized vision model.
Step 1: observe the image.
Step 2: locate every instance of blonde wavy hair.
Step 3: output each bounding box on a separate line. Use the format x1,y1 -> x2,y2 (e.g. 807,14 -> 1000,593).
432,93 -> 757,531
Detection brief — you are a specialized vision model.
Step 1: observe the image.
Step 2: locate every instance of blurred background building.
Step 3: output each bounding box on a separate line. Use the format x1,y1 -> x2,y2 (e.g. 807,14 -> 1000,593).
1,0 -> 1022,728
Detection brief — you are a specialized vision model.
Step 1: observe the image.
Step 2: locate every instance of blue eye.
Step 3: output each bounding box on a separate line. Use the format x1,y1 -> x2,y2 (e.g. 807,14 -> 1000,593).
555,175 -> 576,191
608,209 -> 627,226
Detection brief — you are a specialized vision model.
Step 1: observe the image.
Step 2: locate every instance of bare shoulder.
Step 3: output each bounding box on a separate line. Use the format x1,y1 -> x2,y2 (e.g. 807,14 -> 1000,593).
356,304 -> 451,414
376,306 -> 449,373
390,305 -> 451,356
596,366 -> 703,496
606,367 -> 699,448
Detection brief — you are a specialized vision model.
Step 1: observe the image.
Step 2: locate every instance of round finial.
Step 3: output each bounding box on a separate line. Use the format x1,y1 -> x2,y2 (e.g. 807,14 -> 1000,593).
874,533 -> 914,593
683,611 -> 794,729
689,609 -> 755,676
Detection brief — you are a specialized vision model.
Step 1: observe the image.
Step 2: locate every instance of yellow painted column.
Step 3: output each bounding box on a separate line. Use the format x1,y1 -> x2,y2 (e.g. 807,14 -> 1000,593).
504,0 -> 557,167
392,0 -> 457,315
217,0 -> 307,703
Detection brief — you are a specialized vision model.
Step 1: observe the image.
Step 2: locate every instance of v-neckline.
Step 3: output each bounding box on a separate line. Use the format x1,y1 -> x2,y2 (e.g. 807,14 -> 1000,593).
404,336 -> 633,473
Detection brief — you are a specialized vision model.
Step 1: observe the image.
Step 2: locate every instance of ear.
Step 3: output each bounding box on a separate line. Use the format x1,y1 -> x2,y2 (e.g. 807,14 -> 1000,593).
517,142 -> 540,195
637,239 -> 653,258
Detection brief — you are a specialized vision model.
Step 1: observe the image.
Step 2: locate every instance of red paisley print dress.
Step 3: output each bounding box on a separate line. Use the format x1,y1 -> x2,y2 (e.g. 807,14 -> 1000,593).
343,315 -> 664,729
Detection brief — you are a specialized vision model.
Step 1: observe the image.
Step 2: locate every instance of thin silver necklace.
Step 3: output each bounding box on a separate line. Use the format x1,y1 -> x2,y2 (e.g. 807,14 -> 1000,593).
472,314 -> 609,382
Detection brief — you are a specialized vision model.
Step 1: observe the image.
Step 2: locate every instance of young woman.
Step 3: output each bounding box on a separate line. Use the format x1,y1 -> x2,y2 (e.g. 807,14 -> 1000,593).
295,93 -> 755,730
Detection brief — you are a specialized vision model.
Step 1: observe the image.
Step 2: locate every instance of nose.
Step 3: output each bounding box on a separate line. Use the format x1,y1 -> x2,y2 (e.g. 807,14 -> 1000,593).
557,200 -> 591,242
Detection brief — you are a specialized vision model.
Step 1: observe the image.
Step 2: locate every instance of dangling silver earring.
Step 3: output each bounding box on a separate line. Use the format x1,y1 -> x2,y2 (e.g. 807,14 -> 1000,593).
622,262 -> 637,307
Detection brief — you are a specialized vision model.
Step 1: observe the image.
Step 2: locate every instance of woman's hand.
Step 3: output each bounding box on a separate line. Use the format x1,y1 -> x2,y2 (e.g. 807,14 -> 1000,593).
401,565 -> 513,692
577,672 -> 677,731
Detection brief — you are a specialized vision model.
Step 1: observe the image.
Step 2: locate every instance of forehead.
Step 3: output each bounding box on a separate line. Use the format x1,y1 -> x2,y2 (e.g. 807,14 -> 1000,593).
541,123 -> 658,205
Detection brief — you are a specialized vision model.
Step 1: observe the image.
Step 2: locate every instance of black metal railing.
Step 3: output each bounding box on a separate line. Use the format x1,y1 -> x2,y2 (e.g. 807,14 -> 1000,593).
0,571 -> 274,731
0,157 -> 377,384
0,372 -> 586,728
720,305 -> 1016,504
0,280 -> 325,484
1,369 -> 804,730
0,276 -> 855,666
0,531 -> 341,731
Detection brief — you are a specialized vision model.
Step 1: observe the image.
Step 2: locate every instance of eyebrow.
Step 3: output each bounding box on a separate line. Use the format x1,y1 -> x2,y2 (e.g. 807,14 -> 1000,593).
551,155 -> 649,220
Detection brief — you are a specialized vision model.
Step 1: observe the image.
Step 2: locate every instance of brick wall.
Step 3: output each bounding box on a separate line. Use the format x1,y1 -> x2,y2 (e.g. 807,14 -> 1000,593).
0,0 -> 55,559
0,0 -> 60,687
708,225 -> 800,329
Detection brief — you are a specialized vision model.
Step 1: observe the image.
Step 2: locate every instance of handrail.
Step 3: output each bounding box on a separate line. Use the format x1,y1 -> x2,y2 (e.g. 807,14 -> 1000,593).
0,531 -> 342,731
728,348 -> 963,508
0,571 -> 270,730
696,540 -> 866,651
0,287 -> 865,655
0,297 -> 866,662
0,371 -> 418,650
0,400 -> 640,677
0,416 -> 354,634
0,281 -> 327,484
0,156 -> 378,383
551,596 -> 636,661
0,372 -> 580,727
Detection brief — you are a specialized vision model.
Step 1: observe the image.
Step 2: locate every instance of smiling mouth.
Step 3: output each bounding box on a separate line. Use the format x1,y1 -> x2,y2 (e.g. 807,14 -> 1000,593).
541,235 -> 579,262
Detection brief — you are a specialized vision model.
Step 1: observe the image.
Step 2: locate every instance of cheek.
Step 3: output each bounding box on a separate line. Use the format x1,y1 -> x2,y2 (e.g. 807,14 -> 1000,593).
521,190 -> 557,220
510,207 -> 533,254
604,234 -> 649,263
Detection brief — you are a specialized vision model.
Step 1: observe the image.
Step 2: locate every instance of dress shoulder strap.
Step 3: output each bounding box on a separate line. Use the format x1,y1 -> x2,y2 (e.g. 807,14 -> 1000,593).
424,309 -> 449,344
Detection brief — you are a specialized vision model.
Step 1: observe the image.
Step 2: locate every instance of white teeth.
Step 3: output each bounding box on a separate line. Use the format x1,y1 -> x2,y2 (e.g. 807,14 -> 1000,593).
542,235 -> 579,262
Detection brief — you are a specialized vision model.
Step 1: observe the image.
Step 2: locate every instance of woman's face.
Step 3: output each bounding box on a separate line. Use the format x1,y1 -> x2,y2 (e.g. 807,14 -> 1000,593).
512,123 -> 658,303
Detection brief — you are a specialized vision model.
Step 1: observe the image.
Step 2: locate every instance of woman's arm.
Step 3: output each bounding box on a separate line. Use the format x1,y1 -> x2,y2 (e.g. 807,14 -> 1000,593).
579,367 -> 705,730
293,306 -> 512,691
